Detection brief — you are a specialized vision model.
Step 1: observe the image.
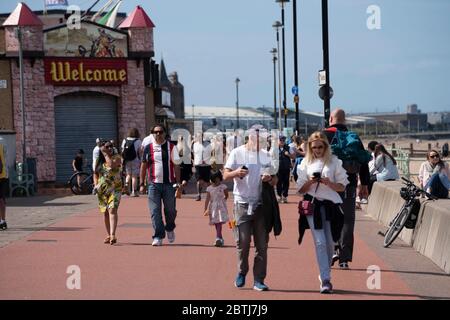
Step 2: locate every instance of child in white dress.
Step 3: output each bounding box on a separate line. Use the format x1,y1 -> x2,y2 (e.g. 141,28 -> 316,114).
204,170 -> 229,247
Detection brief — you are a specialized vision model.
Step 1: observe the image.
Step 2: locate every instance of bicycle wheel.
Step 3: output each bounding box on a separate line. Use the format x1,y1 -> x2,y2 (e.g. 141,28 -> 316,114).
383,203 -> 411,248
80,174 -> 94,195
68,172 -> 90,195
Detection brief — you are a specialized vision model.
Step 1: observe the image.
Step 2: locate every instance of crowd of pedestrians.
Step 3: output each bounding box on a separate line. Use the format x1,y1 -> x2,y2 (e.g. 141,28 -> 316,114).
65,108 -> 449,294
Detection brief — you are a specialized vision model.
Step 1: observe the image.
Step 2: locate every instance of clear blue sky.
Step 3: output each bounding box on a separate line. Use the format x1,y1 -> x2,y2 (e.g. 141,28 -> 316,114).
2,0 -> 450,114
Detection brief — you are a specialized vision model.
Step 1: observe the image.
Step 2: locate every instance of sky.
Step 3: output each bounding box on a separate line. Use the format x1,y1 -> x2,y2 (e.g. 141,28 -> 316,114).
1,0 -> 450,114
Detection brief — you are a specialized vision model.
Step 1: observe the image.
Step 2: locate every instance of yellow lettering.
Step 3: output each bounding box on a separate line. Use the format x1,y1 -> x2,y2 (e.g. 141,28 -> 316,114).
57,62 -> 67,82
65,62 -> 71,81
119,69 -> 126,82
78,63 -> 85,81
102,69 -> 117,81
93,70 -> 102,81
71,69 -> 79,81
85,70 -> 93,82
50,62 -> 62,82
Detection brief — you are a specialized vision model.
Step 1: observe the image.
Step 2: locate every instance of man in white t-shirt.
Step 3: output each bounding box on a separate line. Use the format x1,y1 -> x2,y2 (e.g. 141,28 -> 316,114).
224,124 -> 278,292
226,131 -> 243,158
192,133 -> 213,201
92,138 -> 102,172
121,128 -> 143,197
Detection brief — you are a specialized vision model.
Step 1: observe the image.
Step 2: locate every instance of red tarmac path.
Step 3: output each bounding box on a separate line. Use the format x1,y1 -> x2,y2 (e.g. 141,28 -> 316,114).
0,191 -> 436,300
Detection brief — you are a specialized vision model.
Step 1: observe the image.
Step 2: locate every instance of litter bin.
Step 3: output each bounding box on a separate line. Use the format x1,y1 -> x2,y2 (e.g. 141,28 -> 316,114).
26,157 -> 37,193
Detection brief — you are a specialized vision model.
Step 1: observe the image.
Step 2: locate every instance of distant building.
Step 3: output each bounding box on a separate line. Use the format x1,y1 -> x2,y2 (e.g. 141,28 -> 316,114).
359,105 -> 428,131
428,112 -> 450,125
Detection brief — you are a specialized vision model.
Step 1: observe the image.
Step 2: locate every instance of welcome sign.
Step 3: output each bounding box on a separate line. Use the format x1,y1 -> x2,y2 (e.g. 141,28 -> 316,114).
44,58 -> 128,86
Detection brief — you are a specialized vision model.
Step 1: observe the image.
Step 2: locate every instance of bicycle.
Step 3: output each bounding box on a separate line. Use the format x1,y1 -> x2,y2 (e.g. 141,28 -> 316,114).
381,177 -> 437,248
68,170 -> 94,195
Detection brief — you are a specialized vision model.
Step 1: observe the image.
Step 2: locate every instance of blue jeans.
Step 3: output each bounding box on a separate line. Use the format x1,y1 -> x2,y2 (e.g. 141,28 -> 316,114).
306,206 -> 335,282
147,183 -> 177,239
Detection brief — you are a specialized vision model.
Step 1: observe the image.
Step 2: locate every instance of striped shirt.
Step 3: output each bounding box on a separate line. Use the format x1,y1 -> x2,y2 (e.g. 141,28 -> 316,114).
143,141 -> 180,183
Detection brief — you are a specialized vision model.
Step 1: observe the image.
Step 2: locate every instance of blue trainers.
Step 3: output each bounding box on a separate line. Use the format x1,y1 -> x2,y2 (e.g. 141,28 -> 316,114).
234,273 -> 245,288
253,281 -> 269,291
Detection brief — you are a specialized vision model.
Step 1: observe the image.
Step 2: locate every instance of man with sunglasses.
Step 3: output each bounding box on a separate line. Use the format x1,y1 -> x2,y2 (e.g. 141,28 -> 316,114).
140,125 -> 181,246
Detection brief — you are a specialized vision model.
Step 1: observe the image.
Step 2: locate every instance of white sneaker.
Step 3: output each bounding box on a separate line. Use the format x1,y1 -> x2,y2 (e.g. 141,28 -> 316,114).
360,198 -> 368,204
152,238 -> 162,246
167,231 -> 175,243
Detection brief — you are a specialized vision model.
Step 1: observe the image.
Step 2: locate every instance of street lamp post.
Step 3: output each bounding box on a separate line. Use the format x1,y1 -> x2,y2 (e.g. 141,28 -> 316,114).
270,48 -> 278,130
273,21 -> 283,131
235,77 -> 240,129
16,26 -> 26,172
292,0 -> 300,133
321,0 -> 331,127
276,0 -> 289,129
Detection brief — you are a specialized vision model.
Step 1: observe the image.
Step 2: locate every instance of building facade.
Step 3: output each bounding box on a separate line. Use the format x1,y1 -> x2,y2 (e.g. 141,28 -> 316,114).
0,4 -> 161,184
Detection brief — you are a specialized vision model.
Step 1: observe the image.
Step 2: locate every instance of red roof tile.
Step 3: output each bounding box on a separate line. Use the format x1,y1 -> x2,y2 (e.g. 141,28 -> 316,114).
118,5 -> 155,29
2,2 -> 43,27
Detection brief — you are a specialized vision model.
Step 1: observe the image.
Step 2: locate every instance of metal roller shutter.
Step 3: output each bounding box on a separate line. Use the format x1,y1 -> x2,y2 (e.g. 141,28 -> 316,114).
55,92 -> 118,183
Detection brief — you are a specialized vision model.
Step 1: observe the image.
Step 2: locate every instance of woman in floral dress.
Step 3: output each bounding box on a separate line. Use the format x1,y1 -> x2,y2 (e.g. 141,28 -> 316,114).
93,141 -> 123,245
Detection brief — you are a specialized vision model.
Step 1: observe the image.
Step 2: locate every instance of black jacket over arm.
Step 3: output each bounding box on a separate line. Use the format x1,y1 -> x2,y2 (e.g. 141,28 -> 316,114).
261,181 -> 282,236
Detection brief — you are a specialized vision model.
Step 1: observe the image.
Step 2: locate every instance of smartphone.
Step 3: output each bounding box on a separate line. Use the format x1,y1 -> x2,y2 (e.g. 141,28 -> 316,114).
240,165 -> 248,179
312,172 -> 321,180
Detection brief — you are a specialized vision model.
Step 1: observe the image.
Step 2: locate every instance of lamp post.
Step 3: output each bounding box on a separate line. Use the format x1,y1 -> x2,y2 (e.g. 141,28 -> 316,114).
272,21 -> 283,130
16,26 -> 26,172
275,0 -> 289,129
235,77 -> 240,129
270,48 -> 278,130
292,0 -> 299,133
321,0 -> 331,127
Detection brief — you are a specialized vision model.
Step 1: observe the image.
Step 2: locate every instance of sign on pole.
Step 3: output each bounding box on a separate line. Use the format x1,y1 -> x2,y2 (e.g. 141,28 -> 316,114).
318,70 -> 326,86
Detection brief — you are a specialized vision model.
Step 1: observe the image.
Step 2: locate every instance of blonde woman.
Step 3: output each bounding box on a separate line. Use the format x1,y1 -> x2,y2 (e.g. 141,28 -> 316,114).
296,132 -> 349,294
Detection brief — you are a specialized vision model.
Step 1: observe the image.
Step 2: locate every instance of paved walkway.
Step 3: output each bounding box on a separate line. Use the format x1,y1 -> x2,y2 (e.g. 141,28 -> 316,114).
0,187 -> 449,300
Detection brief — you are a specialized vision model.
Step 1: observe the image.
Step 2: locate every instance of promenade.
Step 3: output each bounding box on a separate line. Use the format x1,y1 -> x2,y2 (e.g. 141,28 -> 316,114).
1,187 -> 449,300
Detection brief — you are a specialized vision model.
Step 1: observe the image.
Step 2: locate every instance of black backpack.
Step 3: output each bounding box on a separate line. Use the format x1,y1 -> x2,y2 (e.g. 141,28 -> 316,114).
122,139 -> 137,161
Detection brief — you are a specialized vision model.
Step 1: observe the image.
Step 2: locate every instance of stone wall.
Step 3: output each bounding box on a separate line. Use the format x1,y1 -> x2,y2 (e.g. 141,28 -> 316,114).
127,28 -> 153,52
4,26 -> 43,53
12,58 -> 146,182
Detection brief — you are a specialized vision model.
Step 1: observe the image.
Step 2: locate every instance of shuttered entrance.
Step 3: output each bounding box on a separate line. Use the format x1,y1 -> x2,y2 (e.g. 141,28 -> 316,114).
54,92 -> 118,183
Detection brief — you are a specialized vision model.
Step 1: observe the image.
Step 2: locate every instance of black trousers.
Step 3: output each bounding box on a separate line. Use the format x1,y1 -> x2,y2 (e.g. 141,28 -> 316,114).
276,170 -> 290,198
337,185 -> 356,263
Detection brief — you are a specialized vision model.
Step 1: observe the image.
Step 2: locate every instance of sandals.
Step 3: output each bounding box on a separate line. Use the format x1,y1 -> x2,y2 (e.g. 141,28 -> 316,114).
104,236 -> 111,244
109,235 -> 117,245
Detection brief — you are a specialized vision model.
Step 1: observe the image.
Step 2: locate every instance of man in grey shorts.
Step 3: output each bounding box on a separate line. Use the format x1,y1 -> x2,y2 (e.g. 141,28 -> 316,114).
224,125 -> 278,291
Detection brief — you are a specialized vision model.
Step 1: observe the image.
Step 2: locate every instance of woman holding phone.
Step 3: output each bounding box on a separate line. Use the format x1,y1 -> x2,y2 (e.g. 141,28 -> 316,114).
93,140 -> 123,245
296,131 -> 348,294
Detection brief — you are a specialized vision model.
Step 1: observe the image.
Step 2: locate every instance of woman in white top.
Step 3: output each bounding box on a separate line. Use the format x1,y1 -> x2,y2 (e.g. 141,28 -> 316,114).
368,144 -> 399,194
418,150 -> 450,198
296,131 -> 349,294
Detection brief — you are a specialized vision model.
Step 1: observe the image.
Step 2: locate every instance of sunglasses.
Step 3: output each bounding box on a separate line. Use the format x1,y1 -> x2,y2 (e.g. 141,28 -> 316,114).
430,154 -> 439,159
312,145 -> 324,150
153,131 -> 164,134
104,145 -> 113,149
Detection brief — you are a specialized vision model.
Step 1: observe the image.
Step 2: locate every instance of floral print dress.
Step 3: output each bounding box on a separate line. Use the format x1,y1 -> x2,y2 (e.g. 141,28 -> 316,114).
97,155 -> 123,213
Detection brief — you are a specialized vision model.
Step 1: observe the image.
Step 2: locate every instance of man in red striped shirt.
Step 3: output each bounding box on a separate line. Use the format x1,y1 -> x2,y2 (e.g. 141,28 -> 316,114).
140,125 -> 181,246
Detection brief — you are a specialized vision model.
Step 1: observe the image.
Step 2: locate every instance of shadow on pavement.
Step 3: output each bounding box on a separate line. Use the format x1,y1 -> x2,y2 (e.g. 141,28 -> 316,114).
6,227 -> 89,232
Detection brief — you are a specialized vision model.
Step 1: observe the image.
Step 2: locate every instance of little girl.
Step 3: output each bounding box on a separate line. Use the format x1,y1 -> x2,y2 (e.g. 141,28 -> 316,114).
204,170 -> 229,247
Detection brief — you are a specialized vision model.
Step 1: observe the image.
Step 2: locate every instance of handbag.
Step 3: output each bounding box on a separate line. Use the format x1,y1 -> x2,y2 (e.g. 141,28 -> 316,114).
298,198 -> 315,216
298,167 -> 323,216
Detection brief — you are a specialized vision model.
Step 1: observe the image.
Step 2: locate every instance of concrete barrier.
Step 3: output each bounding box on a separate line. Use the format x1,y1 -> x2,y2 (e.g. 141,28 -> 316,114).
367,180 -> 450,274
